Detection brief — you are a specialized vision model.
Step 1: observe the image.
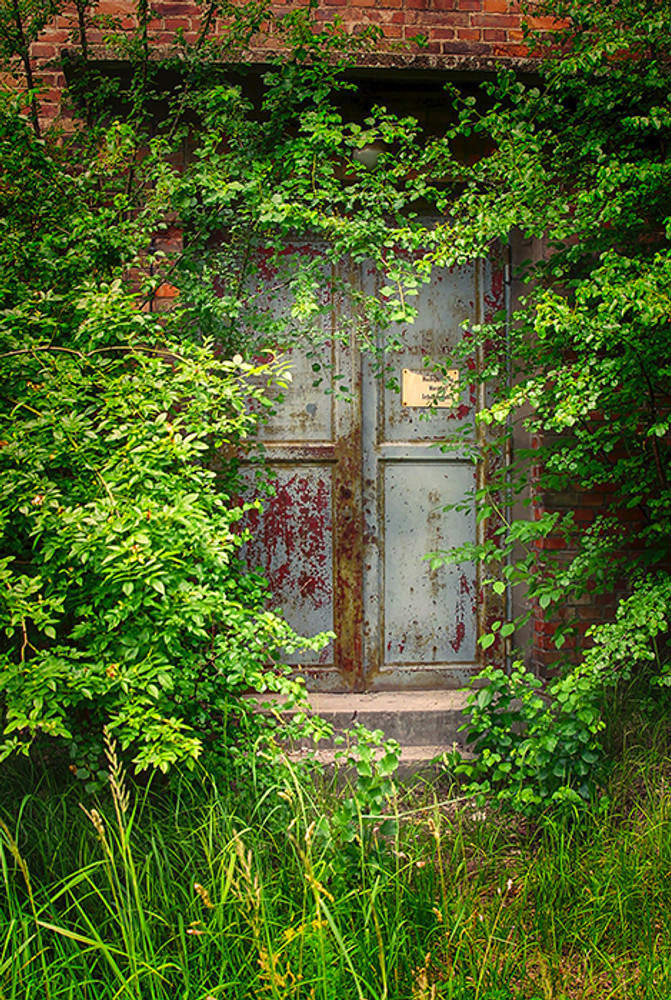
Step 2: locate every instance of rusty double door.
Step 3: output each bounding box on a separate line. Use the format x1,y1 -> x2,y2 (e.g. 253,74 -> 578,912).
245,260 -> 494,692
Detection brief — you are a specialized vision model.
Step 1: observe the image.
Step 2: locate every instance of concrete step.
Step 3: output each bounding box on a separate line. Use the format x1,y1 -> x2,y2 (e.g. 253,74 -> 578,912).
252,690 -> 472,778
286,743 -> 465,781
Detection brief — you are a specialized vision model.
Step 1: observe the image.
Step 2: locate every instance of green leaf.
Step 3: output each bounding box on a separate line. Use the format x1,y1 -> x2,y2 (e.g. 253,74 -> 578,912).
477,687 -> 493,709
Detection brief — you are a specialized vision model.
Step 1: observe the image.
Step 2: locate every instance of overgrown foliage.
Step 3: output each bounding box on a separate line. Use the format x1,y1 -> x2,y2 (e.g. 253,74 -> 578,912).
0,99 -> 333,773
427,0 -> 671,808
0,0 -> 437,772
5,0 -> 670,803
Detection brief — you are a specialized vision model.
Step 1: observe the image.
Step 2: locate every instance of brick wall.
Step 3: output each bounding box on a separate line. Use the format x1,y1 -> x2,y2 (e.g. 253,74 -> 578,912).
529,495 -> 622,677
26,0 -> 557,124
528,461 -> 649,676
507,237 -> 635,678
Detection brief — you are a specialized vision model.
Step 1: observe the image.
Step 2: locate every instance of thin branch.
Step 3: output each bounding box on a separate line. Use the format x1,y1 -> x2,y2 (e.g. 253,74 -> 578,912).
0,344 -> 191,364
10,0 -> 40,137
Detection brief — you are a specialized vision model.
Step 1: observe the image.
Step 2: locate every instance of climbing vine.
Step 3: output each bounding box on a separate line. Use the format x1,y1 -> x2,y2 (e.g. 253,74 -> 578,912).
428,0 -> 671,808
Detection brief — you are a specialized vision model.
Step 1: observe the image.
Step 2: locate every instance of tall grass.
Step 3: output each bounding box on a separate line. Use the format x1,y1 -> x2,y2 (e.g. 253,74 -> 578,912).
2,741 -> 671,999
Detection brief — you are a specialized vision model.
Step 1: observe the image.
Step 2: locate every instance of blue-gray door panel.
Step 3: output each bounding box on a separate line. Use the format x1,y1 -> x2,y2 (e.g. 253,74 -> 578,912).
381,460 -> 476,665
241,256 -> 497,691
360,260 -> 487,689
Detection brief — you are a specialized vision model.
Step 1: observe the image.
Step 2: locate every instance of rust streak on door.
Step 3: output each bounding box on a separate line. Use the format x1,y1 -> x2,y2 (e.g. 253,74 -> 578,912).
331,284 -> 365,689
332,420 -> 364,691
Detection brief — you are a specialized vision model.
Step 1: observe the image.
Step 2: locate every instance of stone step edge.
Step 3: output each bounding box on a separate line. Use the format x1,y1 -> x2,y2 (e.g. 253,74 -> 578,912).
286,743 -> 469,763
249,690 -> 472,750
284,743 -> 474,779
249,691 -> 470,713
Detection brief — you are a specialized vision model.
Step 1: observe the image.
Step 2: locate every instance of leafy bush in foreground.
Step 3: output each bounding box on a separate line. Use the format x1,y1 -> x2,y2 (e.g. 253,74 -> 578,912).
0,102 -> 334,773
0,0 -> 451,773
0,302 -> 329,772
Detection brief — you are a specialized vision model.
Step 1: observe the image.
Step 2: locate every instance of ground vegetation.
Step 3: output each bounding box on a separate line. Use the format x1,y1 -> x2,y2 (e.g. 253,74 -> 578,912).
2,747 -> 671,999
2,0 -> 671,996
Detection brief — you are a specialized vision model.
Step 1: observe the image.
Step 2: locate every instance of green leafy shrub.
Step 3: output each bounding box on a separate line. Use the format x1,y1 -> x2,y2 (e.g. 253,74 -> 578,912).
452,663 -> 606,813
332,724 -> 401,843
0,276 -> 332,773
0,2 -> 443,773
453,575 -> 671,813
0,85 -> 341,774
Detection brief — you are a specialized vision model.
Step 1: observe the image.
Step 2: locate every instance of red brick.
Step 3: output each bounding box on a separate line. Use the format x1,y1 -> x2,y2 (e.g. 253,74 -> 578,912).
155,237 -> 183,252
491,42 -> 528,55
428,0 -> 461,11
401,12 -> 422,28
470,12 -> 519,25
34,70 -> 62,86
526,14 -> 567,28
432,26 -> 455,37
30,43 -> 58,59
537,650 -> 565,665
456,26 -> 481,38
97,0 -> 134,13
421,8 -> 470,22
441,39 -> 489,53
152,0 -> 190,10
537,536 -> 568,551
38,88 -> 63,105
483,27 -> 505,39
149,3 -> 187,15
36,24 -> 69,43
535,634 -> 559,651
576,606 -> 603,622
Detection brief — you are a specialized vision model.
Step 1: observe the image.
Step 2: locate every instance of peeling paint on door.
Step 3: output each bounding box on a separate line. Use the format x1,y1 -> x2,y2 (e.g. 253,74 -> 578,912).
241,254 -> 503,691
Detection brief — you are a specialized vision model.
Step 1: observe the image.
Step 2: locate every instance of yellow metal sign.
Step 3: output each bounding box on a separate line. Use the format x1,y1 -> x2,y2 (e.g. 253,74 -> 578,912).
401,368 -> 458,408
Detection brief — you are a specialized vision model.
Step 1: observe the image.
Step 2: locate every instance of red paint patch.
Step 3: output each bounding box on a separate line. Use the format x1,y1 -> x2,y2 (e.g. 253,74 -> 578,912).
450,619 -> 466,654
248,474 -> 331,608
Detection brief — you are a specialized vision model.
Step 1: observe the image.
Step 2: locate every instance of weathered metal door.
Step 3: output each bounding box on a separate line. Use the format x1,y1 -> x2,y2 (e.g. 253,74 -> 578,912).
244,259 -> 496,692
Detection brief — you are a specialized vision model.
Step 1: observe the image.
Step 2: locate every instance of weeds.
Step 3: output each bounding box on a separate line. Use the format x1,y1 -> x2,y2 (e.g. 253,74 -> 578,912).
1,743 -> 671,998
